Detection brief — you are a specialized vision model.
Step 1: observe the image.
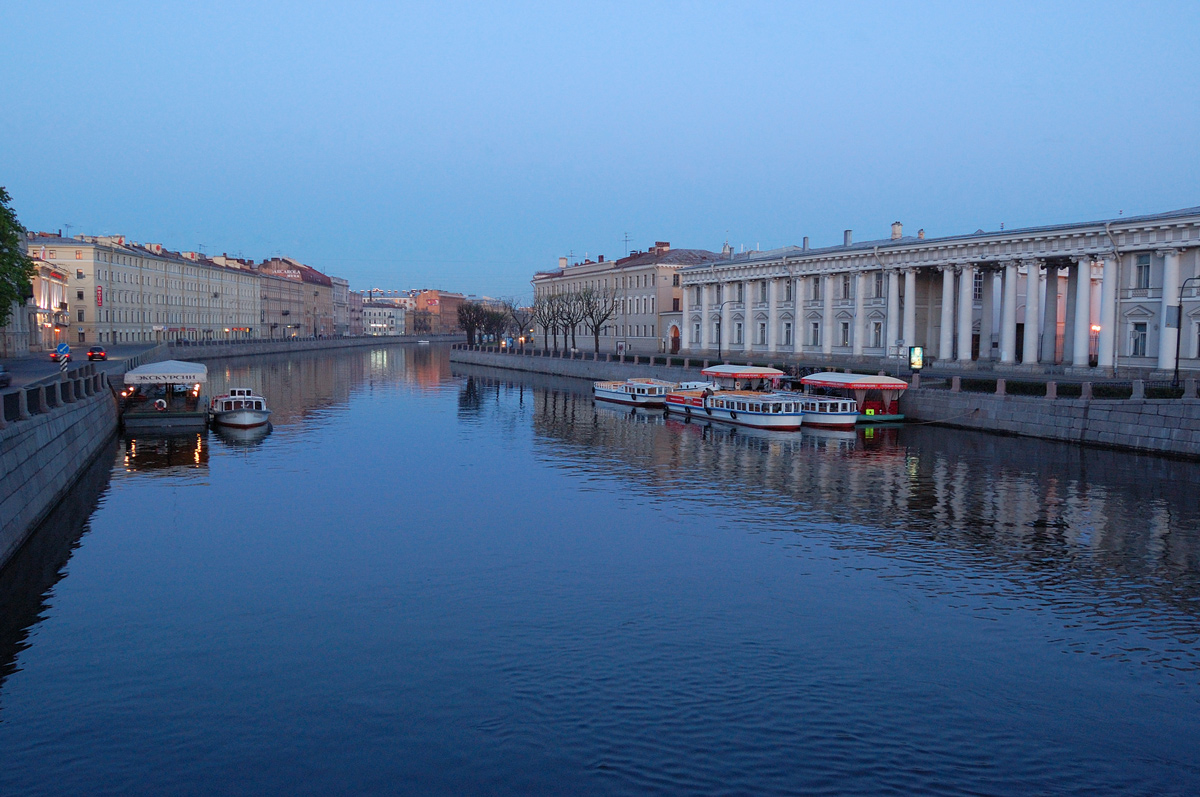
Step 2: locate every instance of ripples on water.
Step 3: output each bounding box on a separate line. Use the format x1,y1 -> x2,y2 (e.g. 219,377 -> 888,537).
1,345 -> 1199,796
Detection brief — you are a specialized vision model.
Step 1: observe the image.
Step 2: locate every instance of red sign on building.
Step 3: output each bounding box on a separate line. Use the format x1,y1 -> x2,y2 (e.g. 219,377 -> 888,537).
96,286 -> 103,306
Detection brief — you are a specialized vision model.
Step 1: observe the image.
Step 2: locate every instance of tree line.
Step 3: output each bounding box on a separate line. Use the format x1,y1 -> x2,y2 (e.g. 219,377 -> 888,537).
456,286 -> 622,353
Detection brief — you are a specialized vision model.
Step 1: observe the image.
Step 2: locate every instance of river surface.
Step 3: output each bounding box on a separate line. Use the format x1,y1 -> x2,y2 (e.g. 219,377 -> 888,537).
2,343 -> 1199,795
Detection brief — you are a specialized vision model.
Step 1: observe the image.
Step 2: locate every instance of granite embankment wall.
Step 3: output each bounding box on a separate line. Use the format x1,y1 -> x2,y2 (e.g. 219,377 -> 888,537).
450,347 -> 1200,458
163,333 -> 463,362
0,367 -> 117,569
898,388 -> 1200,458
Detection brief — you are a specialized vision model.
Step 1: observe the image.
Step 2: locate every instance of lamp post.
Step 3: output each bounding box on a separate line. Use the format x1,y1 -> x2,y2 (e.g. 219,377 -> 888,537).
1172,275 -> 1200,388
714,299 -> 735,364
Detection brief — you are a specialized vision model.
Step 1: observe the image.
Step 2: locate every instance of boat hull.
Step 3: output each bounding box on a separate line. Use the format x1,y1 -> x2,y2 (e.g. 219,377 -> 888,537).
665,397 -> 802,431
593,386 -> 666,407
801,414 -> 859,429
212,409 -> 272,429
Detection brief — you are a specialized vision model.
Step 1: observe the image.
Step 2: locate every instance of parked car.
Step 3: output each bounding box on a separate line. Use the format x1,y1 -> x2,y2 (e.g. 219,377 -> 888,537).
0,365 -> 10,389
87,346 -> 107,361
50,350 -> 71,363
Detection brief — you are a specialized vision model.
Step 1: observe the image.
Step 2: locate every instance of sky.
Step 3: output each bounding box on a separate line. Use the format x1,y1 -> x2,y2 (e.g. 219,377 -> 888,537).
2,1 -> 1198,298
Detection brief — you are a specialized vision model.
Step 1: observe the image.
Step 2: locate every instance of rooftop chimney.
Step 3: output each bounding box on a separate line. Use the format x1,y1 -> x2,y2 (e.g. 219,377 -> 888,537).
917,229 -> 925,240
802,236 -> 809,251
598,255 -> 604,263
843,230 -> 853,246
654,241 -> 670,254
558,256 -> 568,269
891,222 -> 902,240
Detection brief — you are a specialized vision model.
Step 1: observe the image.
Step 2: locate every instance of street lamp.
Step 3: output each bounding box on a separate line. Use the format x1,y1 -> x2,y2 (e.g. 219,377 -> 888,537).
713,299 -> 736,364
1172,275 -> 1200,388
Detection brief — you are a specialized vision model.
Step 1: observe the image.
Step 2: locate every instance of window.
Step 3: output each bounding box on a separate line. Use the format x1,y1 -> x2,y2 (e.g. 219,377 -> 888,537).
842,275 -> 851,299
757,322 -> 767,344
716,285 -> 723,303
840,321 -> 850,346
759,281 -> 768,303
672,298 -> 680,312
735,322 -> 744,344
77,308 -> 85,322
811,278 -> 821,301
75,250 -> 83,260
872,321 -> 882,347
875,272 -> 885,298
713,321 -> 721,341
76,290 -> 84,300
784,280 -> 793,302
1131,322 -> 1147,357
76,269 -> 84,279
672,273 -> 680,286
810,322 -> 820,346
693,323 -> 701,342
973,271 -> 983,302
736,283 -> 744,302
650,297 -> 655,314
694,286 -> 702,304
1135,254 -> 1151,290
783,322 -> 793,346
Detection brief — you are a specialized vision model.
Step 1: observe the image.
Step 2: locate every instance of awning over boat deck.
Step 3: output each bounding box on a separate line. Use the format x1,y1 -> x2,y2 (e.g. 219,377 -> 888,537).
701,364 -> 787,380
124,360 -> 208,385
800,372 -> 908,407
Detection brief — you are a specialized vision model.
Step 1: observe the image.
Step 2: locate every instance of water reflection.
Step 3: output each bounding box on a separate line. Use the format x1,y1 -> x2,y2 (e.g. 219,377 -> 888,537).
0,436 -> 117,700
122,432 -> 209,474
214,423 -> 272,448
456,363 -> 1200,673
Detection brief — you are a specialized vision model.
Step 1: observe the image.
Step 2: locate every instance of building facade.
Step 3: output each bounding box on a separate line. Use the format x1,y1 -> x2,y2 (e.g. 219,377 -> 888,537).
348,290 -> 364,337
259,271 -> 306,338
331,276 -> 350,335
531,242 -> 723,354
413,290 -> 464,335
259,258 -> 334,337
678,207 -> 1200,375
363,302 -> 405,336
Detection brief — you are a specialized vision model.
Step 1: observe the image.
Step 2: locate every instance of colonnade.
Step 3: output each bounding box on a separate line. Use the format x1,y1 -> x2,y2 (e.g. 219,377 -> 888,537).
682,252 -> 1162,372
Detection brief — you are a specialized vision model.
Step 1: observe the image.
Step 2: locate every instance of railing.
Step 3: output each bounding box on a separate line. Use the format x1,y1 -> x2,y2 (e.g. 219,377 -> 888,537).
0,363 -> 111,427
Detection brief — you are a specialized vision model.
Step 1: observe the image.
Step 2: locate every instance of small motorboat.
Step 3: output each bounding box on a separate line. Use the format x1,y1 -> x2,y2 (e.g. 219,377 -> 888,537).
210,388 -> 272,429
593,377 -> 676,407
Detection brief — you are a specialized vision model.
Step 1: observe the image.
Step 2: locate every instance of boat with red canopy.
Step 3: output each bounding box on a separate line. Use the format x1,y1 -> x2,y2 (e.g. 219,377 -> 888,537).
797,372 -> 909,422
664,365 -> 805,430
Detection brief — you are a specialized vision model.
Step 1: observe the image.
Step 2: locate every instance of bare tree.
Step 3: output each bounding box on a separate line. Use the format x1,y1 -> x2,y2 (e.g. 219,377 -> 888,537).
501,298 -> 534,351
580,286 -> 620,354
530,295 -> 555,352
457,301 -> 488,346
560,292 -> 589,351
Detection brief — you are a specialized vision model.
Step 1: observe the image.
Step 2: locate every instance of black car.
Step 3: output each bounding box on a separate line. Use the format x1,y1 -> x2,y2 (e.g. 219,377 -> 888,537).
49,350 -> 71,363
87,346 -> 107,361
0,364 -> 9,389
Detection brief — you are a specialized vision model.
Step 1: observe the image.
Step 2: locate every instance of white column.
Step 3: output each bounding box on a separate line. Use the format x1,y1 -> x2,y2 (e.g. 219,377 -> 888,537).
1098,254 -> 1117,370
1041,264 -> 1060,363
793,278 -> 804,355
822,274 -> 834,355
682,283 -> 692,351
742,281 -> 753,354
720,286 -> 732,358
852,272 -> 865,356
1158,249 -> 1182,370
1072,256 -> 1093,367
1000,261 -> 1019,363
1022,260 -> 1041,365
885,270 -> 900,357
903,269 -> 917,351
957,265 -> 974,362
978,269 -> 995,360
767,278 -> 778,353
939,267 -> 955,360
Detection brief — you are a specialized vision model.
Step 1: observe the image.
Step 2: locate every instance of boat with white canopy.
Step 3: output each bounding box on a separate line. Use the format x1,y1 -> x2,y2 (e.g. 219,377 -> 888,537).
796,372 -> 909,422
210,387 -> 272,429
593,377 -> 677,407
664,365 -> 804,430
120,360 -> 209,431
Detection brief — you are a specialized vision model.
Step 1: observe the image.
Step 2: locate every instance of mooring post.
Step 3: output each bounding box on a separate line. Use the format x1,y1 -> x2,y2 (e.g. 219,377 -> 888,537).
951,376 -> 961,393
1080,382 -> 1093,400
996,378 -> 1006,396
1045,381 -> 1057,399
1131,379 -> 1145,399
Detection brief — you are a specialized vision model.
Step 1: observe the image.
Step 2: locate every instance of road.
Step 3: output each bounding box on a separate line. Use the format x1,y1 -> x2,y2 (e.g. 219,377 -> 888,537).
1,344 -> 159,388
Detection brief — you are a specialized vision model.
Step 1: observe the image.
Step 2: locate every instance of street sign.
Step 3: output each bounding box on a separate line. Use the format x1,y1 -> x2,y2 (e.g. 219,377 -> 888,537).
56,343 -> 70,356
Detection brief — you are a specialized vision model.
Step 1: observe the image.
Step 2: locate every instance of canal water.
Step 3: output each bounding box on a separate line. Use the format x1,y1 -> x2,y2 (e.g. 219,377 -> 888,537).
1,343 -> 1199,795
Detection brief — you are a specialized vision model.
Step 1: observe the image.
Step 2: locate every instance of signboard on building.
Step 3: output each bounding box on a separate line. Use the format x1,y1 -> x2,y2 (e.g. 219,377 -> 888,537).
96,286 -> 103,306
909,346 -> 924,371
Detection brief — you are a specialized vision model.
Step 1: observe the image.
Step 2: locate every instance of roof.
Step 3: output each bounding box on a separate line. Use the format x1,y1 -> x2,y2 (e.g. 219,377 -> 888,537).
124,360 -> 208,385
679,205 -> 1200,272
800,372 -> 909,390
534,246 -> 723,281
701,364 -> 787,379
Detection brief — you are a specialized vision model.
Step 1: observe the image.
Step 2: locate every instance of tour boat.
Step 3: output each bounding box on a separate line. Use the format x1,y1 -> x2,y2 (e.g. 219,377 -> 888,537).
593,377 -> 677,407
664,365 -> 804,431
796,372 -> 909,422
210,388 -> 272,429
795,395 -> 860,429
120,360 -> 209,432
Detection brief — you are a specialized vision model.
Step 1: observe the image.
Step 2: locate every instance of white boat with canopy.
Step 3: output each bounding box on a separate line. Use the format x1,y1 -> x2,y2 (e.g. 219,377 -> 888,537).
665,365 -> 804,430
593,377 -> 676,407
797,372 -> 909,422
120,360 -> 209,431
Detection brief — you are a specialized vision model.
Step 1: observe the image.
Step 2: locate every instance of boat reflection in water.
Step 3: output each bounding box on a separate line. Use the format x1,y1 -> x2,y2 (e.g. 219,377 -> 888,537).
213,422 -> 272,448
122,433 -> 209,474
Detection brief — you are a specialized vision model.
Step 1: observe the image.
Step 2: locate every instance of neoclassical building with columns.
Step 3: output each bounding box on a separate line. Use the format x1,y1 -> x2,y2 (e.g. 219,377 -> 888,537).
679,206 -> 1200,375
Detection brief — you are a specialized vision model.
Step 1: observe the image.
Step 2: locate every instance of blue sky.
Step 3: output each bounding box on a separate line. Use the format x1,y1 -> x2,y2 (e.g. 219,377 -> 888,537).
2,1 -> 1197,297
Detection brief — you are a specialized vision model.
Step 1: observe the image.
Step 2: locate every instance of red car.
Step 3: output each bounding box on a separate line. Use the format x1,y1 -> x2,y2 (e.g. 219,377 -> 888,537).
87,346 -> 107,361
50,350 -> 71,363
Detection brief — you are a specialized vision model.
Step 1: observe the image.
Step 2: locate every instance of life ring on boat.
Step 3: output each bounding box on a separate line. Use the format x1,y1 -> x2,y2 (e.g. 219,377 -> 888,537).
729,410 -> 738,419
153,399 -> 167,411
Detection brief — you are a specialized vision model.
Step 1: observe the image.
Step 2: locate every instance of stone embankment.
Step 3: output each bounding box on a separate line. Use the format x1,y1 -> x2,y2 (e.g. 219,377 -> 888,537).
449,345 -> 1200,459
0,364 -> 117,569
